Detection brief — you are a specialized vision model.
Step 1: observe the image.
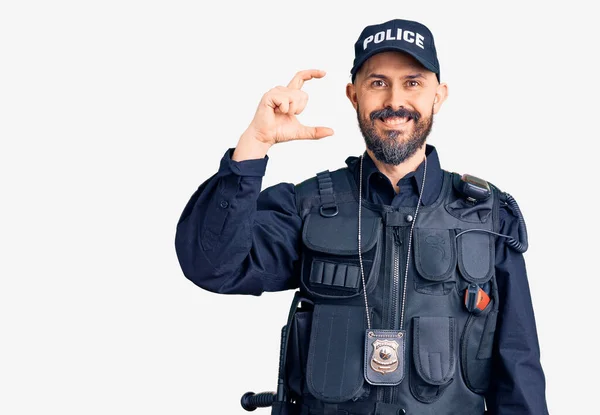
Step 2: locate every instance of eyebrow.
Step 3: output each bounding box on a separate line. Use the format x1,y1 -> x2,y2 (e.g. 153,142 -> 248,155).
364,72 -> 426,81
405,73 -> 426,80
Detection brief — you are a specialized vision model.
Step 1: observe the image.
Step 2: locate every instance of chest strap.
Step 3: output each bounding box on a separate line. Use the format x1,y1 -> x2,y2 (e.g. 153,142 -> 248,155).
316,170 -> 339,217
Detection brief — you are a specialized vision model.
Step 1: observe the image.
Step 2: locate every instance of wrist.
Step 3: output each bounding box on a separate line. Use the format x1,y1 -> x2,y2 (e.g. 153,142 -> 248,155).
232,128 -> 273,162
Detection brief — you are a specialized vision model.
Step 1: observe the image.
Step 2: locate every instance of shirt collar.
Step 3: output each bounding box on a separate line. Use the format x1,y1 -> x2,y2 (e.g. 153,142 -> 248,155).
345,144 -> 443,206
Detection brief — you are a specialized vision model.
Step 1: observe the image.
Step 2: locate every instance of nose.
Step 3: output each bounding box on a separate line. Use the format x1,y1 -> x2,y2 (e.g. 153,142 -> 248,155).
382,85 -> 408,110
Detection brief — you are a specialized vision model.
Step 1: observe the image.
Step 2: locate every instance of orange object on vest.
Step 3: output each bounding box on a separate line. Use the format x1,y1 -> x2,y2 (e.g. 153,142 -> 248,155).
464,285 -> 490,312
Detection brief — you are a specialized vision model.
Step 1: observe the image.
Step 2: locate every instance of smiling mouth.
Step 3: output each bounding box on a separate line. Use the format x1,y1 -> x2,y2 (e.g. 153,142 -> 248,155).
379,116 -> 412,126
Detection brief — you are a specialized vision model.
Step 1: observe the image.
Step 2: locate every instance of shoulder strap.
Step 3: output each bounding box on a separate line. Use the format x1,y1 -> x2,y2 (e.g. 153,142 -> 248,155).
316,170 -> 338,217
294,167 -> 356,218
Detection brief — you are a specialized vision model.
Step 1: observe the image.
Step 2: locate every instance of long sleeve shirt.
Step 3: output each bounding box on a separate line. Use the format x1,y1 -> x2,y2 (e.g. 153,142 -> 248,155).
174,144 -> 549,415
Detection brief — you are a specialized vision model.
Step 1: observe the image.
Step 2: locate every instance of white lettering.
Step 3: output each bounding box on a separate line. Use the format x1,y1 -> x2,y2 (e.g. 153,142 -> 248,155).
416,33 -> 425,49
362,29 -> 426,50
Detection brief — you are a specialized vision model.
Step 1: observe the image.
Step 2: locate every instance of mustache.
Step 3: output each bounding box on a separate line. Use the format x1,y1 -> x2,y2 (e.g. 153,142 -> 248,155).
370,107 -> 421,123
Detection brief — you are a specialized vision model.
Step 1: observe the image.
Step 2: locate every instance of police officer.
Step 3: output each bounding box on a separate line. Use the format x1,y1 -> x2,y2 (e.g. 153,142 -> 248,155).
175,18 -> 549,415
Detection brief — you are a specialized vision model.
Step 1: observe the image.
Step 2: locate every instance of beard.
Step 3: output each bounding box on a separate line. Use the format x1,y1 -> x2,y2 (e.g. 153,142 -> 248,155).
357,104 -> 434,166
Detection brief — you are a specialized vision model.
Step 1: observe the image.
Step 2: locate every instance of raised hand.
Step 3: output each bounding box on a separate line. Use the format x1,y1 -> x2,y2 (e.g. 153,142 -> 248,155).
233,70 -> 334,161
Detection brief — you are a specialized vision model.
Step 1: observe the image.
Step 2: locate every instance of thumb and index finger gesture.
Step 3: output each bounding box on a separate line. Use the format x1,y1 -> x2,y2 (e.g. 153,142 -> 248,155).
250,69 -> 335,145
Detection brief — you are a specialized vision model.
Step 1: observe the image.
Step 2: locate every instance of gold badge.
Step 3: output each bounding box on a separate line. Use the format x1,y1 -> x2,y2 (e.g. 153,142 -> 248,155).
370,339 -> 399,374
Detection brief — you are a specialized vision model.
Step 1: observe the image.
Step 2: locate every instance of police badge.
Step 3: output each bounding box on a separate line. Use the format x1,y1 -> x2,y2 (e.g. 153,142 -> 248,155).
364,329 -> 406,386
371,339 -> 399,374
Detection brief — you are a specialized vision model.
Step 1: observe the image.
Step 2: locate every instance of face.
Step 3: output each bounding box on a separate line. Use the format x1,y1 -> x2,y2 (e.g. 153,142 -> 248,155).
346,51 -> 448,166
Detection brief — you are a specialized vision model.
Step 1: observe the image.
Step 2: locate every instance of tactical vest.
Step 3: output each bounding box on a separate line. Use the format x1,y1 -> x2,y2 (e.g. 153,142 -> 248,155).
277,166 -> 503,415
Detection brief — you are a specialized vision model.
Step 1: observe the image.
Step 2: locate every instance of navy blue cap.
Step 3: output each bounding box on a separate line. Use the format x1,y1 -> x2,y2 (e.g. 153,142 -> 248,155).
351,19 -> 440,83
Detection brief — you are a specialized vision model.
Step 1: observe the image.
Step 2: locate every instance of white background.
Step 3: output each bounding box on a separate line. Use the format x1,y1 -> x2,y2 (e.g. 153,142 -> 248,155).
1,0 -> 597,414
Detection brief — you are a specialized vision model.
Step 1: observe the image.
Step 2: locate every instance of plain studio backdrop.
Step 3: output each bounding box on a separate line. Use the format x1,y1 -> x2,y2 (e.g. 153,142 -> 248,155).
1,1 -> 597,414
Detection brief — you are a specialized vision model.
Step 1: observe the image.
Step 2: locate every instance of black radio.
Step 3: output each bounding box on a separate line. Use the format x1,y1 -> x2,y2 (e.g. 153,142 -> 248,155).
455,173 -> 491,203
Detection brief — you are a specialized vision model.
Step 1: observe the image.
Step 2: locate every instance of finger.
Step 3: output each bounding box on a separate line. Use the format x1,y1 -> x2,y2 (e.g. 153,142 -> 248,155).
287,69 -> 326,90
294,90 -> 309,115
298,125 -> 334,140
268,93 -> 290,114
288,90 -> 308,115
288,99 -> 297,116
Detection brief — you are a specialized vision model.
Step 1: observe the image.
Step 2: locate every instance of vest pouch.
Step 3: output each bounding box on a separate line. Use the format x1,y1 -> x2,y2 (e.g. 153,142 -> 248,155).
455,228 -> 497,394
301,209 -> 382,300
413,228 -> 457,296
286,304 -> 313,399
456,229 -> 494,287
410,316 -> 457,403
306,304 -> 369,403
460,300 -> 498,394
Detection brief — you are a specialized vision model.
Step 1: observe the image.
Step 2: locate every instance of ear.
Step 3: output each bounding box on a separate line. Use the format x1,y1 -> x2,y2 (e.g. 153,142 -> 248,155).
432,82 -> 448,114
346,82 -> 358,111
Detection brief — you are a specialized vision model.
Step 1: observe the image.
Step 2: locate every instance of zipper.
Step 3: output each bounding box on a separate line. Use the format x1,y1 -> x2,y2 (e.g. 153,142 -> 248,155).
389,226 -> 402,404
391,226 -> 403,330
384,226 -> 403,404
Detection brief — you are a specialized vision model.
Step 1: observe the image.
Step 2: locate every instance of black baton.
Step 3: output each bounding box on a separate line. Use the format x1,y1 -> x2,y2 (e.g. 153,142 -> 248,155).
241,325 -> 288,411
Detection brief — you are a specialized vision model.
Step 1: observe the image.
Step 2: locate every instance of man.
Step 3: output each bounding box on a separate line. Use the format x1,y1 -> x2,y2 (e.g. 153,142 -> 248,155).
175,18 -> 548,415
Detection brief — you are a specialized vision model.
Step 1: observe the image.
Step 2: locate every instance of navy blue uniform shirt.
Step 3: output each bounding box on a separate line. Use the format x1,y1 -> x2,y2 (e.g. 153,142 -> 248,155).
174,144 -> 549,415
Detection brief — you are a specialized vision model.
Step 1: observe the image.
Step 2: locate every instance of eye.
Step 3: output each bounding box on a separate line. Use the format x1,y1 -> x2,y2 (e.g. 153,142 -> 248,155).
406,80 -> 420,88
371,79 -> 387,87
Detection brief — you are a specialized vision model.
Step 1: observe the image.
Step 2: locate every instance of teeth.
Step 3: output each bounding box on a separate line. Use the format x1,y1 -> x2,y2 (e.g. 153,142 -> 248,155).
382,116 -> 409,125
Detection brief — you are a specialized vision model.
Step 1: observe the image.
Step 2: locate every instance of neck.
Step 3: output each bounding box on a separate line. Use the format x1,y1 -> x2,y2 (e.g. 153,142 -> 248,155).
366,145 -> 427,194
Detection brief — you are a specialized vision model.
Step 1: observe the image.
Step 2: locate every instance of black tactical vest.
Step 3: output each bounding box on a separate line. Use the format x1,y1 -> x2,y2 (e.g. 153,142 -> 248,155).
277,165 -> 502,415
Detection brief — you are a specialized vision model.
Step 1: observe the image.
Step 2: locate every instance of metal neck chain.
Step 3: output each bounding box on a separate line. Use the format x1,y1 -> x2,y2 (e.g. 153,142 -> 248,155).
357,153 -> 371,328
358,153 -> 428,330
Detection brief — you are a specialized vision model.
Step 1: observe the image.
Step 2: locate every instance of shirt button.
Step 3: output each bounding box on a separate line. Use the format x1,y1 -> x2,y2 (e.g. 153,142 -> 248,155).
405,214 -> 414,222
219,200 -> 229,209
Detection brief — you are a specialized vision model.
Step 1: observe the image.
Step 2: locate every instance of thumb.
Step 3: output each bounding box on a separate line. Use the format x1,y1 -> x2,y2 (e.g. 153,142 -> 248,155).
299,125 -> 335,140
